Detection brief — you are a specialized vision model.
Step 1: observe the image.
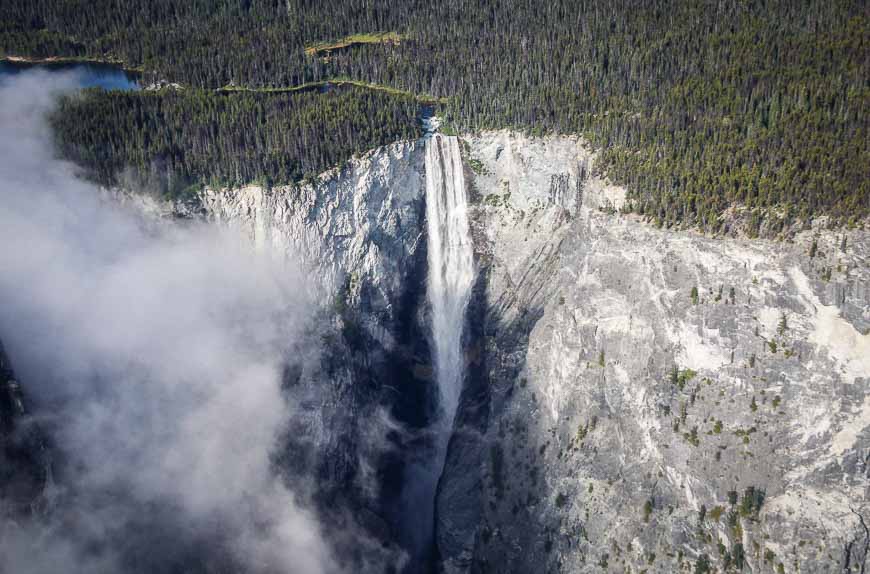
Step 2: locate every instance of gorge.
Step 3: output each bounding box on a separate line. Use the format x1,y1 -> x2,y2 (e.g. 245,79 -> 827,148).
425,134 -> 475,436
0,67 -> 868,574
416,133 -> 476,564
131,130 -> 870,573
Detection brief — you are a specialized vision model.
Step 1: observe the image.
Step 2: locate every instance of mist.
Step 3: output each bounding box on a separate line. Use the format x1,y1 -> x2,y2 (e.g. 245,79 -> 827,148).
0,69 -> 338,573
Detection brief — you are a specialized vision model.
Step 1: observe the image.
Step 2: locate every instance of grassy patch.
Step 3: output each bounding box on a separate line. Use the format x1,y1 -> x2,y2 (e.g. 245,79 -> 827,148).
216,78 -> 446,104
468,157 -> 488,175
304,31 -> 405,56
1,54 -> 145,73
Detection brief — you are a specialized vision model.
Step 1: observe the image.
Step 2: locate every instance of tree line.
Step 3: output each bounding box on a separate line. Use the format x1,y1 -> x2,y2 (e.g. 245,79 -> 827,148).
51,86 -> 421,195
3,0 -> 867,231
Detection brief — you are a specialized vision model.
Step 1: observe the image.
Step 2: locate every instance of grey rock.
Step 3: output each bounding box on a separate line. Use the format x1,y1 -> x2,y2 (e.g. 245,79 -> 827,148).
437,131 -> 870,574
191,140 -> 430,570
115,130 -> 869,574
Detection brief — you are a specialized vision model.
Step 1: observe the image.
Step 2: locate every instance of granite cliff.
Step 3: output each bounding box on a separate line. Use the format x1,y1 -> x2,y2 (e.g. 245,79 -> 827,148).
6,131 -> 867,573
439,132 -> 870,574
173,131 -> 869,573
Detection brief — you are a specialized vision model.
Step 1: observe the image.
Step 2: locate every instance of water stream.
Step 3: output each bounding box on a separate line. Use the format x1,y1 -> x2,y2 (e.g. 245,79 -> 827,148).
397,133 -> 475,570
0,61 -> 139,91
425,134 -> 475,432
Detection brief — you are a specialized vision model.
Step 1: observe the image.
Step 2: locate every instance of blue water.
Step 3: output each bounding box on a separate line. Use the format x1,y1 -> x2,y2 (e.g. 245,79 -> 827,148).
0,61 -> 139,91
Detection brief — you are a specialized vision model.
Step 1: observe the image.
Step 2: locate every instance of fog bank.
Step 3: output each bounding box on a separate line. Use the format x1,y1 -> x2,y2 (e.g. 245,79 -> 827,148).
0,69 -> 336,573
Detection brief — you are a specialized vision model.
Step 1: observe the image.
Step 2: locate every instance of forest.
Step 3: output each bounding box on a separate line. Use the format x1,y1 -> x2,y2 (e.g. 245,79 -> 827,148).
51,86 -> 421,196
2,0 -> 867,232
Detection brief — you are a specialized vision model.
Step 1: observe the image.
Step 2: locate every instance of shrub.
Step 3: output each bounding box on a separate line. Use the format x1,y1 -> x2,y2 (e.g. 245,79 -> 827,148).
643,499 -> 654,522
739,486 -> 765,518
684,426 -> 700,447
694,554 -> 711,574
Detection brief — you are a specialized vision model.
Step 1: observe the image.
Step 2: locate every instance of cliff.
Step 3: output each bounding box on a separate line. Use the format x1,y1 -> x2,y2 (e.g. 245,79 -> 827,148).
104,132 -> 870,573
191,140 -> 434,570
438,131 -> 870,573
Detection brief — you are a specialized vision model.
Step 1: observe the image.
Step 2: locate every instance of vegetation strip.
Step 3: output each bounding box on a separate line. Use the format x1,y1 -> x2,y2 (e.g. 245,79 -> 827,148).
1,55 -> 145,73
216,79 -> 446,105
303,32 -> 404,56
3,0 -> 866,233
50,85 -> 423,195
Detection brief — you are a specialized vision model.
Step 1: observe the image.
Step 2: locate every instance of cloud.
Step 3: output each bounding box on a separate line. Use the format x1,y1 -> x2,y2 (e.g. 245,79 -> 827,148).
0,69 -> 337,573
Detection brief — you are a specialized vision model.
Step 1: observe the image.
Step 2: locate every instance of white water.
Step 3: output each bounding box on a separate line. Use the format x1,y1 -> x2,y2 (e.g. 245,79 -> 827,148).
398,134 -> 474,565
425,134 -> 475,431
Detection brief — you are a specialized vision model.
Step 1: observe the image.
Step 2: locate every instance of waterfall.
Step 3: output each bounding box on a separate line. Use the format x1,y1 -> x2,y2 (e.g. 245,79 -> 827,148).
425,134 -> 475,432
397,134 -> 474,568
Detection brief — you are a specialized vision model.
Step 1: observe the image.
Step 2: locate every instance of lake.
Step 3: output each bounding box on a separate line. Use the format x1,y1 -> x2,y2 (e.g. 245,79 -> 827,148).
0,60 -> 140,91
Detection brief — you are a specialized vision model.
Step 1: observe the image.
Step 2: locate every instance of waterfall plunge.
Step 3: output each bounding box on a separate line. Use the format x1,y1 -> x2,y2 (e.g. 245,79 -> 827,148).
398,134 -> 474,568
425,134 -> 475,432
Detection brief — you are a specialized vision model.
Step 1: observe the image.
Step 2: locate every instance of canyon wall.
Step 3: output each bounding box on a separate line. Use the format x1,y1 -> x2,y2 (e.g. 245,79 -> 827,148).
38,131 -> 870,573
437,132 -> 870,574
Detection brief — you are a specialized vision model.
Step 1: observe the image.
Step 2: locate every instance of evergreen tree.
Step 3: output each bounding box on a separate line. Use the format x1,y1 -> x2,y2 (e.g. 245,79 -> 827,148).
2,0 -> 865,229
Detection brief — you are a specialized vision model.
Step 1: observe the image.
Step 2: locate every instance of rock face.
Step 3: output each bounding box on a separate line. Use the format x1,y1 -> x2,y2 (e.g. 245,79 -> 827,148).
437,131 -> 870,573
0,340 -> 48,518
1,139 -> 433,573
188,140 -> 438,570
172,131 -> 868,573
197,140 -> 426,316
7,131 -> 867,573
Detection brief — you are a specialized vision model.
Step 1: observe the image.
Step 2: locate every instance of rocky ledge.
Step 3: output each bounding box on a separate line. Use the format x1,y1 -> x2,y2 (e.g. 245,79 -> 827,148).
109,131 -> 870,573
438,131 -> 869,574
